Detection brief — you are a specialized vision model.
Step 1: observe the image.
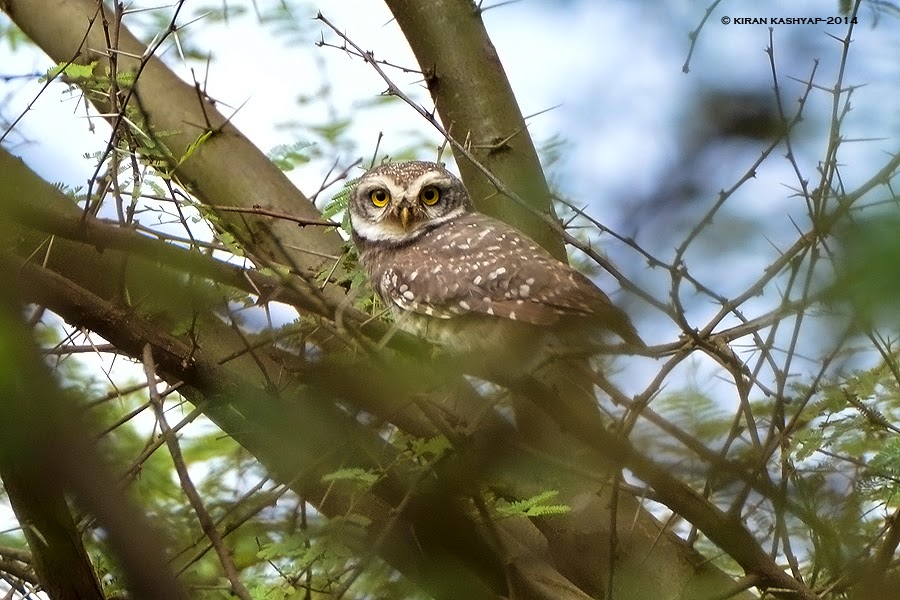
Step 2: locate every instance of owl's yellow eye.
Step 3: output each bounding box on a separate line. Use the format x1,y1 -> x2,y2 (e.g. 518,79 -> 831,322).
370,189 -> 390,207
420,186 -> 441,206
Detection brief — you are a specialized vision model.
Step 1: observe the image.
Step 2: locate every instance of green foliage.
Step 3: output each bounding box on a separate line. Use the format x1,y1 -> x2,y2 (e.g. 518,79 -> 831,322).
192,4 -> 249,23
321,467 -> 380,488
868,437 -> 900,492
193,203 -> 246,255
322,177 -> 356,235
267,141 -> 314,172
309,119 -> 352,146
395,433 -> 452,465
656,389 -> 729,442
254,514 -> 374,596
258,264 -> 293,279
41,60 -> 98,83
310,240 -> 374,313
779,363 -> 900,565
42,60 -> 136,96
176,130 -> 213,170
314,183 -> 385,313
0,19 -> 29,51
835,215 -> 900,330
538,132 -> 570,177
249,584 -> 294,600
490,490 -> 570,518
353,94 -> 403,109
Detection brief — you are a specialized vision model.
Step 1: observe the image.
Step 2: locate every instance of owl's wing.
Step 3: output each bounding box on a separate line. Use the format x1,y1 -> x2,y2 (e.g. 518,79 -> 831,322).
454,256 -> 644,347
379,213 -> 643,346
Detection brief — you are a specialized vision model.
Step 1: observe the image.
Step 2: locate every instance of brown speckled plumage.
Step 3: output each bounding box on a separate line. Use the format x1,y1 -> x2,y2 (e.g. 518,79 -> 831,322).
349,161 -> 643,361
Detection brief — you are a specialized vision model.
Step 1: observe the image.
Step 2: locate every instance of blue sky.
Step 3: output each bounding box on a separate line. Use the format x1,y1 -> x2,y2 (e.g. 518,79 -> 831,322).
5,0 -> 895,206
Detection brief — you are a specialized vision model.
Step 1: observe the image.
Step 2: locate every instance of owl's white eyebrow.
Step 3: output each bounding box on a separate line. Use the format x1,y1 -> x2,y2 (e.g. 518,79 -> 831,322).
410,172 -> 452,189
356,178 -> 408,200
358,175 -> 402,190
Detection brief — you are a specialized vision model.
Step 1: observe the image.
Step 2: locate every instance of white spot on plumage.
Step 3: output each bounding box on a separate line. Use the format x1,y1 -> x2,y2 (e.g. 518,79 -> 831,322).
409,270 -> 419,281
473,275 -> 483,285
459,301 -> 470,310
488,267 -> 507,280
525,277 -> 535,286
399,284 -> 409,293
509,311 -> 517,320
519,284 -> 530,297
402,290 -> 415,301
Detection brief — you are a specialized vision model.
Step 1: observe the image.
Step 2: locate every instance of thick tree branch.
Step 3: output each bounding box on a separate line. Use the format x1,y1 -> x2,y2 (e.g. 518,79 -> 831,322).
2,0 -> 346,292
0,269 -> 188,600
0,463 -> 105,600
382,0 -> 565,259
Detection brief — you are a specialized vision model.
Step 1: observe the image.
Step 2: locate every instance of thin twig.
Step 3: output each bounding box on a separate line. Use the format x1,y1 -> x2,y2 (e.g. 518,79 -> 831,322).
142,344 -> 252,600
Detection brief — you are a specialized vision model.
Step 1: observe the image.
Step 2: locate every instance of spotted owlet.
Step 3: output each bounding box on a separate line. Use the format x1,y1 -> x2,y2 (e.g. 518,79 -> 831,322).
349,161 -> 643,372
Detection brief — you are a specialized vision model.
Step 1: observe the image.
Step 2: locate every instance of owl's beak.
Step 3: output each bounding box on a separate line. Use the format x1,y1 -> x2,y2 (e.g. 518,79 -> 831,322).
398,205 -> 412,229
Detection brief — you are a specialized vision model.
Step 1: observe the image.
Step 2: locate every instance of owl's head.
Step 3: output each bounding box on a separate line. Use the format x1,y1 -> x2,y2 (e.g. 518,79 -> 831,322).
349,161 -> 473,244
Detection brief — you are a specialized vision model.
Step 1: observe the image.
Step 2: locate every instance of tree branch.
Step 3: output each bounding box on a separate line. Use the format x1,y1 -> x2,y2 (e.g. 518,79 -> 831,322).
3,0 -> 346,292
380,0 -> 565,259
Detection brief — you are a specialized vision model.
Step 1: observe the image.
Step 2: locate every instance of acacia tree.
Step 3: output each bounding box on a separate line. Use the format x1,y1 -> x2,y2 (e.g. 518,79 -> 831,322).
1,0 -> 899,599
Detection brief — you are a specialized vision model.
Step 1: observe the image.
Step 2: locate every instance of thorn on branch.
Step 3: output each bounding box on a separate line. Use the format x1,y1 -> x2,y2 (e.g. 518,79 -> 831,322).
423,65 -> 438,94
